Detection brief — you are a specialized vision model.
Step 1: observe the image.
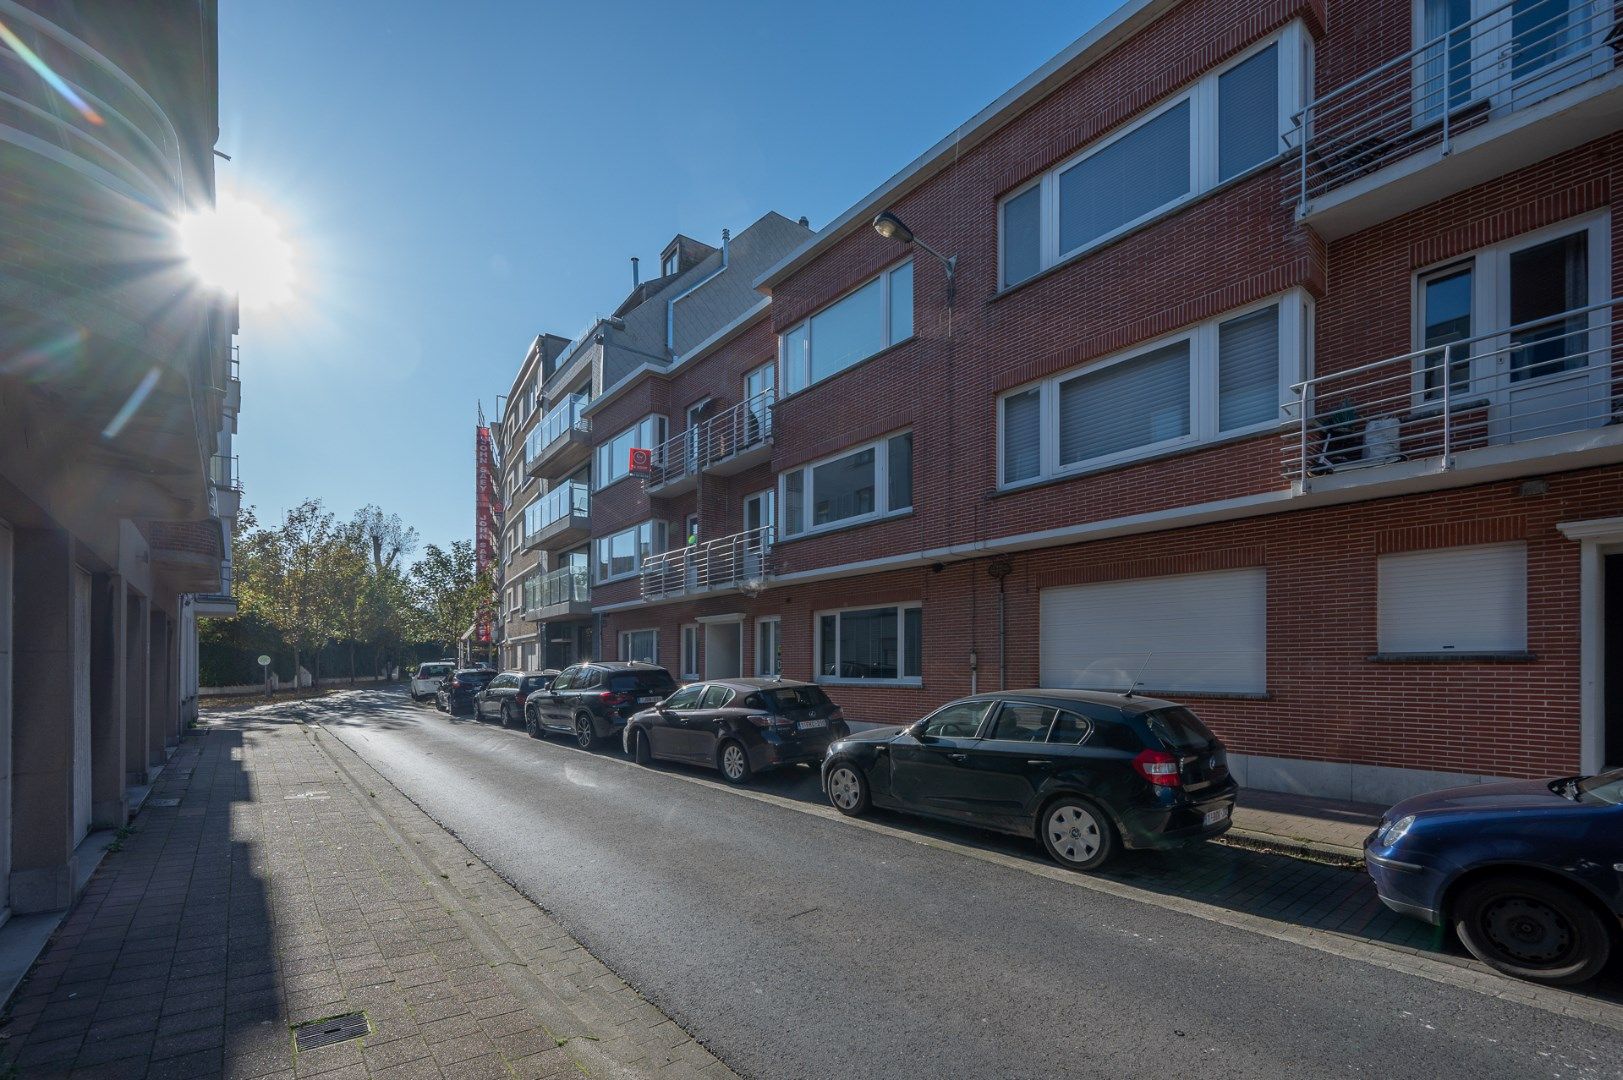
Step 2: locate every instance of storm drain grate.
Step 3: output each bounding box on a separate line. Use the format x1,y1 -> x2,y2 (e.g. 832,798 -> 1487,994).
147,798 -> 181,808
293,1012 -> 369,1051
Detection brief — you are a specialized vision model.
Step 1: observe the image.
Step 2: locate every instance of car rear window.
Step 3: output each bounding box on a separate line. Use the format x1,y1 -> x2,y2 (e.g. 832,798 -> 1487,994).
608,670 -> 676,694
458,670 -> 495,685
419,664 -> 450,677
758,686 -> 832,711
1144,707 -> 1218,750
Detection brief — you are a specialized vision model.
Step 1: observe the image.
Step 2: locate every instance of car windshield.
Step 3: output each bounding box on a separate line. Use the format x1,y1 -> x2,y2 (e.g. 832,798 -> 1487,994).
1144,707 -> 1218,750
1576,767 -> 1623,805
759,686 -> 832,711
609,670 -> 676,694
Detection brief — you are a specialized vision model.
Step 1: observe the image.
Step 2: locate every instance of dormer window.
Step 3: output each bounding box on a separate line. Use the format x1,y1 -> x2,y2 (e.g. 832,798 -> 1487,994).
662,252 -> 678,277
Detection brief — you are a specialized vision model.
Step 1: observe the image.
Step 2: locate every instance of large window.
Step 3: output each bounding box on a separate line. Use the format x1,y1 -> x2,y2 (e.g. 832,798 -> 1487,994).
781,432 -> 913,538
780,261 -> 914,394
1000,296 -> 1306,485
755,617 -> 781,677
1377,543 -> 1527,654
593,520 -> 668,583
816,604 -> 922,685
1000,26 -> 1307,289
595,415 -> 666,489
619,629 -> 658,665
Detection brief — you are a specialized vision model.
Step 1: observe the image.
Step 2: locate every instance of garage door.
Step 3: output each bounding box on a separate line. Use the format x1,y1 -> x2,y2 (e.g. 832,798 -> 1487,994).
1039,567 -> 1266,694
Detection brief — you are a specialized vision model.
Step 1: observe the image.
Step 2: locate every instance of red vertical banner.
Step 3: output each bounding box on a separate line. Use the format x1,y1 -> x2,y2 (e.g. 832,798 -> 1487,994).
475,424 -> 496,644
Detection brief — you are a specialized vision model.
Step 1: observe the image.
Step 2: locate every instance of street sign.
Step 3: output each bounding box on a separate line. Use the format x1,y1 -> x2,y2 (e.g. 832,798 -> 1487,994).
256,654 -> 271,668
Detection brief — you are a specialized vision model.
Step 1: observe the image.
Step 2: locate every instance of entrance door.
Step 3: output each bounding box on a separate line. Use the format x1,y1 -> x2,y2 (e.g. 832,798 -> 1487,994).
742,491 -> 774,581
703,621 -> 742,679
71,567 -> 91,844
1494,228 -> 1608,443
1605,553 -> 1623,768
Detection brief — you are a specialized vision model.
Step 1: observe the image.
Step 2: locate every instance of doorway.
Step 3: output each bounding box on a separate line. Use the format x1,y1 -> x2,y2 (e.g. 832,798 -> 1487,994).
703,619 -> 742,679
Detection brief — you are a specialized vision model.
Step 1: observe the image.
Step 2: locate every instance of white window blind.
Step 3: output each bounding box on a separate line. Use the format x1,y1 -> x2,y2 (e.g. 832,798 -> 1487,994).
1058,100 -> 1191,255
1377,543 -> 1527,653
1040,568 -> 1267,693
1002,185 -> 1043,288
1058,341 -> 1191,465
1218,44 -> 1280,181
1002,387 -> 1042,483
1217,306 -> 1280,431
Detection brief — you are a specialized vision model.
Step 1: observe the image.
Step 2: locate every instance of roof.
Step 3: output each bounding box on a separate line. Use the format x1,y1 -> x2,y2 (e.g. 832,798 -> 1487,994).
754,0 -> 1172,292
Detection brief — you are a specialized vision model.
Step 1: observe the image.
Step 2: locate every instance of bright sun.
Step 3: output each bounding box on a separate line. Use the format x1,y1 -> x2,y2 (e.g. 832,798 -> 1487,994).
177,196 -> 298,310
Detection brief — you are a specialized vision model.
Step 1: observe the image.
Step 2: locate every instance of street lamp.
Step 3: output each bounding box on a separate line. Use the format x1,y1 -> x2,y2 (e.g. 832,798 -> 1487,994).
872,211 -> 956,307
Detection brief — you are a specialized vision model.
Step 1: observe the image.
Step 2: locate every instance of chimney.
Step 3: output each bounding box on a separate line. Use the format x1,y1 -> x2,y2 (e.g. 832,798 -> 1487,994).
720,228 -> 730,264
631,256 -> 640,288
797,216 -> 809,228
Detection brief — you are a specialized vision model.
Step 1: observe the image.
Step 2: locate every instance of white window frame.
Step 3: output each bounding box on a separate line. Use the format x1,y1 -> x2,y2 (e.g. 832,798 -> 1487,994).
754,617 -> 781,677
813,602 -> 923,687
998,292 -> 1309,487
593,520 -> 669,584
595,414 -> 667,491
778,429 -> 913,539
779,259 -> 914,395
998,23 -> 1308,290
680,623 -> 701,680
619,628 -> 659,665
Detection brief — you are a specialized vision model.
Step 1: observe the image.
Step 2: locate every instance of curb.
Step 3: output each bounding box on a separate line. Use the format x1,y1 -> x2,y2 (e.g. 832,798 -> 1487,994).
1219,826 -> 1366,869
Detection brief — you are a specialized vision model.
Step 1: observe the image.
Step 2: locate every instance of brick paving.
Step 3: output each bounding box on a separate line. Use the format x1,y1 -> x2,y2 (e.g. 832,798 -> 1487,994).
1228,789 -> 1384,861
0,712 -> 737,1079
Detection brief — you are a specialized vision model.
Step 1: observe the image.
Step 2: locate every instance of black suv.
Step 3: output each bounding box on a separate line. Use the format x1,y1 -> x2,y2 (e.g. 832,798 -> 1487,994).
435,668 -> 496,715
472,670 -> 559,728
526,662 -> 677,748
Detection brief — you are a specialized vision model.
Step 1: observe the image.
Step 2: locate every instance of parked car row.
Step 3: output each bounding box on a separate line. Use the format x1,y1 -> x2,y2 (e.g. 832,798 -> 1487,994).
406,662 -> 1622,987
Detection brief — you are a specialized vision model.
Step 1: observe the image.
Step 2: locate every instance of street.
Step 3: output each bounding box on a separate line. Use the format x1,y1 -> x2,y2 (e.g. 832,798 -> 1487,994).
309,688 -> 1623,1080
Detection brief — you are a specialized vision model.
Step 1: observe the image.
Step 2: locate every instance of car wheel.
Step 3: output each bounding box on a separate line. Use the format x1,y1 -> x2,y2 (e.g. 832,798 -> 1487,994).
501,702 -> 515,729
1039,798 -> 1117,871
718,740 -> 752,785
574,714 -> 598,750
825,762 -> 869,816
631,728 -> 652,766
1453,874 -> 1613,986
525,708 -> 540,738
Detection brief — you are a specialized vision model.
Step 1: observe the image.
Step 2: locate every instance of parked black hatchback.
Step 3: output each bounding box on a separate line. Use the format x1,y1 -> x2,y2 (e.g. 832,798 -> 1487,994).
473,670 -> 558,728
526,662 -> 678,748
624,679 -> 849,784
435,668 -> 496,715
820,690 -> 1237,870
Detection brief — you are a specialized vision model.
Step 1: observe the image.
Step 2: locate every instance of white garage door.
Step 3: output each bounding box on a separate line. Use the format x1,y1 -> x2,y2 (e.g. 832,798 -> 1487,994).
72,566 -> 92,844
1040,567 -> 1267,694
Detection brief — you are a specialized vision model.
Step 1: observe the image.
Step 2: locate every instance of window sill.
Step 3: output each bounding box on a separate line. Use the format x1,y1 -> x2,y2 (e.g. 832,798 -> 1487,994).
1366,651 -> 1537,664
779,508 -> 914,545
816,677 -> 923,688
991,153 -> 1288,305
775,335 -> 917,409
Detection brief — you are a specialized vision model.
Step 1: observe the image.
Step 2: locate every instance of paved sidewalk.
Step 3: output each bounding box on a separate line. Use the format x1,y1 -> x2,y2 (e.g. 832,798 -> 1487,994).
0,709 -> 737,1079
1227,789 -> 1385,864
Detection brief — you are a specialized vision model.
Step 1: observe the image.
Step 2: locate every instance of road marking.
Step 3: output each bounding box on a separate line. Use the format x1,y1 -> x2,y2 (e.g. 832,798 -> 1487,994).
331,691 -> 1623,1033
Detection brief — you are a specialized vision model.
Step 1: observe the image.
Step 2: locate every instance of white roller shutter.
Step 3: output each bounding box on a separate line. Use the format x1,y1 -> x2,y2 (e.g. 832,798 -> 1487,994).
1377,542 -> 1526,653
1040,567 -> 1267,694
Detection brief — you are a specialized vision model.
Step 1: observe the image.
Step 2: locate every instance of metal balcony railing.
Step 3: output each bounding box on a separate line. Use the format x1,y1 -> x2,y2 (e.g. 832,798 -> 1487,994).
522,481 -> 588,545
647,389 -> 775,488
1291,0 -> 1617,210
0,0 -> 186,207
641,526 -> 774,600
209,454 -> 242,492
1281,299 -> 1621,482
524,564 -> 590,613
526,397 -> 591,466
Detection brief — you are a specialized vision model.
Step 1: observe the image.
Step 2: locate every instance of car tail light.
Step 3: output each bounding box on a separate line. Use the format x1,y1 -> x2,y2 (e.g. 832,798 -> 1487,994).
516,690 -> 528,704
451,678 -> 464,690
749,714 -> 794,731
600,691 -> 632,707
1133,748 -> 1182,787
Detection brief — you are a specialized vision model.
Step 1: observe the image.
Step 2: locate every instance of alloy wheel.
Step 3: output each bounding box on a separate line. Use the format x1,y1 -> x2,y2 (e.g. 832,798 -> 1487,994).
1046,804 -> 1102,864
575,716 -> 594,749
721,743 -> 747,781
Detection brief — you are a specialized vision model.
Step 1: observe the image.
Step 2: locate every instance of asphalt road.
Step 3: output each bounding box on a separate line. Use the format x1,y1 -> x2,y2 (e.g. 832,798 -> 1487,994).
312,688 -> 1623,1080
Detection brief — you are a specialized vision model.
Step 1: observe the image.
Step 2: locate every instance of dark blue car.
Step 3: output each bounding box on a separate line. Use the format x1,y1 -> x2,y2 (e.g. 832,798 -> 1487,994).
1365,767 -> 1623,986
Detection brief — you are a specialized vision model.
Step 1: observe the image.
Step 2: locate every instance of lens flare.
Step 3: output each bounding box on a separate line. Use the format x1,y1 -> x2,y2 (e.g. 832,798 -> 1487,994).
0,18 -> 103,125
176,196 -> 298,310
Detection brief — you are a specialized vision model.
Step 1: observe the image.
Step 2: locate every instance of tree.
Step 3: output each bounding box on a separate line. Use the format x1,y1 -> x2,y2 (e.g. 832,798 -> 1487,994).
409,540 -> 488,655
235,499 -> 339,688
353,505 -> 419,574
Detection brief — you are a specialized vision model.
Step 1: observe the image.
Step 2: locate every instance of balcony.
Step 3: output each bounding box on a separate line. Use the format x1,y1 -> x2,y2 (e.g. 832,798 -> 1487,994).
523,565 -> 591,621
520,481 -> 589,551
209,454 -> 241,519
641,526 -> 774,601
1281,299 -> 1622,491
1292,0 -> 1621,238
646,390 -> 775,495
225,355 -> 241,416
0,0 -> 187,210
525,398 -> 591,478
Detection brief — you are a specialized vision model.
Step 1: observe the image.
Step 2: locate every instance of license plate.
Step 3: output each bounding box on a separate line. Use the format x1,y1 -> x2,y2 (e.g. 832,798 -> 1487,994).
796,718 -> 828,732
1202,806 -> 1231,826
638,696 -> 660,703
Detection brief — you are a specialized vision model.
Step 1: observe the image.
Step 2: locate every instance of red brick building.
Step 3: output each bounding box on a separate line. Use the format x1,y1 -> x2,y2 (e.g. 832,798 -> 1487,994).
570,0 -> 1623,802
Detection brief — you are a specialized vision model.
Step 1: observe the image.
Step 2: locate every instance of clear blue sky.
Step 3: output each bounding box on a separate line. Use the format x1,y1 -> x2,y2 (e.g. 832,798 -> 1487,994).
220,0 -> 1115,553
